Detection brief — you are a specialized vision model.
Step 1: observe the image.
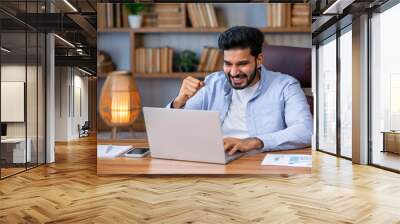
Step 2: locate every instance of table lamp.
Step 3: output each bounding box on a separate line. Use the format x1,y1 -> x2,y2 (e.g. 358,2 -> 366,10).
99,71 -> 141,139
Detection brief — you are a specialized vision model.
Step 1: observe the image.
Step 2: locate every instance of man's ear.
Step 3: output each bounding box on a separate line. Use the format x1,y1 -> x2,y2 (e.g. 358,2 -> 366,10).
256,53 -> 263,68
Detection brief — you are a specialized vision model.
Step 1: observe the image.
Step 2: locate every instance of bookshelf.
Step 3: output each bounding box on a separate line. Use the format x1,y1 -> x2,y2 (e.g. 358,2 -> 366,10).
98,3 -> 310,79
98,3 -> 311,80
97,3 -> 312,134
98,25 -> 310,80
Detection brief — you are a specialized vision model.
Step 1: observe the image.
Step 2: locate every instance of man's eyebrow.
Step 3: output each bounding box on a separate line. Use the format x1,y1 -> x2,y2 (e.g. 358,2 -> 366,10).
223,60 -> 250,64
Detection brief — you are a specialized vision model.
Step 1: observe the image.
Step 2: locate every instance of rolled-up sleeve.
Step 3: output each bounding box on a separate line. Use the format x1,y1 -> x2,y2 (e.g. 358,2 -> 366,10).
256,80 -> 313,151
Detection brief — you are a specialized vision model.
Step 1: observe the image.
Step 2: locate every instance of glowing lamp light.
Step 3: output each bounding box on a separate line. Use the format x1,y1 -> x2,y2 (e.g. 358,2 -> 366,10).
99,71 -> 141,138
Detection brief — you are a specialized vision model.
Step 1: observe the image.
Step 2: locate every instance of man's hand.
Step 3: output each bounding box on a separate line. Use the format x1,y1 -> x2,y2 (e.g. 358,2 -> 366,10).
172,76 -> 204,108
223,137 -> 264,155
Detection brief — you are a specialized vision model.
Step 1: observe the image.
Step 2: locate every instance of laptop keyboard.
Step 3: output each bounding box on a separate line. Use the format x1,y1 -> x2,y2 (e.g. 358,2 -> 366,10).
225,152 -> 243,162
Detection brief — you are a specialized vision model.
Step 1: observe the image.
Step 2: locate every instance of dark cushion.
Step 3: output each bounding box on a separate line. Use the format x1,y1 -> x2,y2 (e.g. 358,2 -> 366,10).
262,44 -> 311,88
262,44 -> 313,115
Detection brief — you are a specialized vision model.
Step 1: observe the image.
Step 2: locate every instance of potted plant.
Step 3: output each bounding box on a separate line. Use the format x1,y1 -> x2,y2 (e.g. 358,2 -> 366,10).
124,3 -> 144,28
177,50 -> 199,72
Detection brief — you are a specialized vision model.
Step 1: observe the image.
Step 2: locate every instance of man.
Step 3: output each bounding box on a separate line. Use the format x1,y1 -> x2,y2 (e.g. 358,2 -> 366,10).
167,26 -> 313,156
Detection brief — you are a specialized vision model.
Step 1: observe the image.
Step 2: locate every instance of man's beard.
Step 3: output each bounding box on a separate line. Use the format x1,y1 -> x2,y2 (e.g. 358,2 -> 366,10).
225,63 -> 259,90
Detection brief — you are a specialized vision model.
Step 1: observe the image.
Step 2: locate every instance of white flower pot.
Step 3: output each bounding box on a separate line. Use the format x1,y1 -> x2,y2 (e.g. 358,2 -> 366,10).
128,15 -> 142,28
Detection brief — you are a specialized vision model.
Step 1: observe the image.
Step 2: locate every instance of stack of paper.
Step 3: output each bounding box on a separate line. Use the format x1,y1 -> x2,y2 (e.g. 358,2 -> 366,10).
261,154 -> 312,167
97,145 -> 133,159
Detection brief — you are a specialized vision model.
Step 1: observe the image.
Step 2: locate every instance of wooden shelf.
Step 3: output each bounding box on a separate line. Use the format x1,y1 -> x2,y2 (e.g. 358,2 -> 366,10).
98,26 -> 310,34
259,26 -> 310,33
133,72 -> 208,79
97,28 -> 131,33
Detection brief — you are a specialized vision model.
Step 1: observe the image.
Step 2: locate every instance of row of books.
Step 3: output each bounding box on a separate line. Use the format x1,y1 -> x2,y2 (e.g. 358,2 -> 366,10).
135,48 -> 174,73
187,3 -> 219,28
266,3 -> 310,28
98,3 -> 186,29
97,3 -> 129,29
99,3 -> 309,30
198,47 -> 223,72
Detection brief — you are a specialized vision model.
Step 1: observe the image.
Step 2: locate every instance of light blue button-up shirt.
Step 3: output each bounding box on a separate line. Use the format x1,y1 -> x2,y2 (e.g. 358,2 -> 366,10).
167,65 -> 313,151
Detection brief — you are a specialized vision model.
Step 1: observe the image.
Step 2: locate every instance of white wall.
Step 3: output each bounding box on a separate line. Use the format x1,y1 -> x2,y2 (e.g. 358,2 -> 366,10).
1,64 -> 46,164
54,67 -> 89,141
1,65 -> 35,137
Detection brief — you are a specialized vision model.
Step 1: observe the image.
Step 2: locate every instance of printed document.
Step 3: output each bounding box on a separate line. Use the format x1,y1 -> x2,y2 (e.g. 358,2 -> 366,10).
261,154 -> 312,167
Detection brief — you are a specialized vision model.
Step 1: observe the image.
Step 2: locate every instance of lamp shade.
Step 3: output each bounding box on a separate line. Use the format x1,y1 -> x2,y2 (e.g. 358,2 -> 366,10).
99,71 -> 141,127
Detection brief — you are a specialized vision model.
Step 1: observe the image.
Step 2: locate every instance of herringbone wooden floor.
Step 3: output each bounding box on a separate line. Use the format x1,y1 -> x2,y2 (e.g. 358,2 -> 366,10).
1,136 -> 400,224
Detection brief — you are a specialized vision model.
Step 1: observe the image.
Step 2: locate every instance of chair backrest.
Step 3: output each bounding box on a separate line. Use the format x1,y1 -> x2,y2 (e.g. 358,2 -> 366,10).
82,121 -> 90,129
262,44 -> 313,114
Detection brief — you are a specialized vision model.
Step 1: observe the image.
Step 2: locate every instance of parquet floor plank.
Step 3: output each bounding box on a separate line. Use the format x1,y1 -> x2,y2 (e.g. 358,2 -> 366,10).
1,136 -> 400,223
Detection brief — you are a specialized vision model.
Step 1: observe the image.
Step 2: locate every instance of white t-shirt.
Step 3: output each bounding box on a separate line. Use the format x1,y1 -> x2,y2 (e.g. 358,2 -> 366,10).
222,81 -> 260,138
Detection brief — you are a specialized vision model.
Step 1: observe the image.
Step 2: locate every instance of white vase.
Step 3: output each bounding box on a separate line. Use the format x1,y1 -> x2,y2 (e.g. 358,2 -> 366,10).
128,15 -> 142,28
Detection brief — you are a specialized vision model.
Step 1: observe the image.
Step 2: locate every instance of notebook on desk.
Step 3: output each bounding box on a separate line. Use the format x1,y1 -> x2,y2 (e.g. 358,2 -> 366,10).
97,145 -> 133,159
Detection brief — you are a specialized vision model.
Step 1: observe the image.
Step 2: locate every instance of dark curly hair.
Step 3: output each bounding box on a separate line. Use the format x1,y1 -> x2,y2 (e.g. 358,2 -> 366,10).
218,26 -> 264,57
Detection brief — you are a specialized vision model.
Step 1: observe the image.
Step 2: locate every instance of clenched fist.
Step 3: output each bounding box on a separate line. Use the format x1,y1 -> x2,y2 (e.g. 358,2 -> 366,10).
172,76 -> 204,108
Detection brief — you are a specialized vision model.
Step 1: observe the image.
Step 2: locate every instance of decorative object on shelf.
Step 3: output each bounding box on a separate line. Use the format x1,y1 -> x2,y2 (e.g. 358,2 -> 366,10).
142,12 -> 157,27
153,3 -> 186,28
99,71 -> 142,139
177,50 -> 199,72
130,3 -> 186,28
125,3 -> 144,28
97,51 -> 115,76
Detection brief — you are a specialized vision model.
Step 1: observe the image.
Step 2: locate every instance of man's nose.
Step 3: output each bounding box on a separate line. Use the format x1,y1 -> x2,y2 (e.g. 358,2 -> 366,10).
230,66 -> 240,76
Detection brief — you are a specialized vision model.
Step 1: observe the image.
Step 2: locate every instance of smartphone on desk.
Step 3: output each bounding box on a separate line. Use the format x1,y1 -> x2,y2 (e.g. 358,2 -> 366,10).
124,147 -> 150,158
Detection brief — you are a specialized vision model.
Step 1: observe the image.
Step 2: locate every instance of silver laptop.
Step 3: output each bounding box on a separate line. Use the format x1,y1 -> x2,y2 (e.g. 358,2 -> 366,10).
143,107 -> 244,164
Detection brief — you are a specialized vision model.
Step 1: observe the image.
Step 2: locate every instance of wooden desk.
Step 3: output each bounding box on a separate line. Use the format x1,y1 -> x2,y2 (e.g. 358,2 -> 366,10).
1,138 -> 31,164
97,139 -> 311,175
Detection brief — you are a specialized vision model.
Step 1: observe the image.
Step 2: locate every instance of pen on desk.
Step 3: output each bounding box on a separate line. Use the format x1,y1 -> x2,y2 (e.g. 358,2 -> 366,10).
105,145 -> 112,153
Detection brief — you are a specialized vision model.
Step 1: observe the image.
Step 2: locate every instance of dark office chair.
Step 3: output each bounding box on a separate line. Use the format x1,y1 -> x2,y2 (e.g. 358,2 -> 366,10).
78,121 -> 90,138
262,44 -> 313,115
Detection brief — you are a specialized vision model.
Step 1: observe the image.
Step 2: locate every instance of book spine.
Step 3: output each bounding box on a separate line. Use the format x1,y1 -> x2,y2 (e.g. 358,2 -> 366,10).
209,4 -> 219,27
147,48 -> 153,73
200,4 -> 211,27
135,49 -> 139,72
198,47 -> 208,72
106,4 -> 113,28
168,48 -> 173,73
97,4 -> 106,29
196,4 -> 206,27
188,4 -> 199,28
122,4 -> 129,27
